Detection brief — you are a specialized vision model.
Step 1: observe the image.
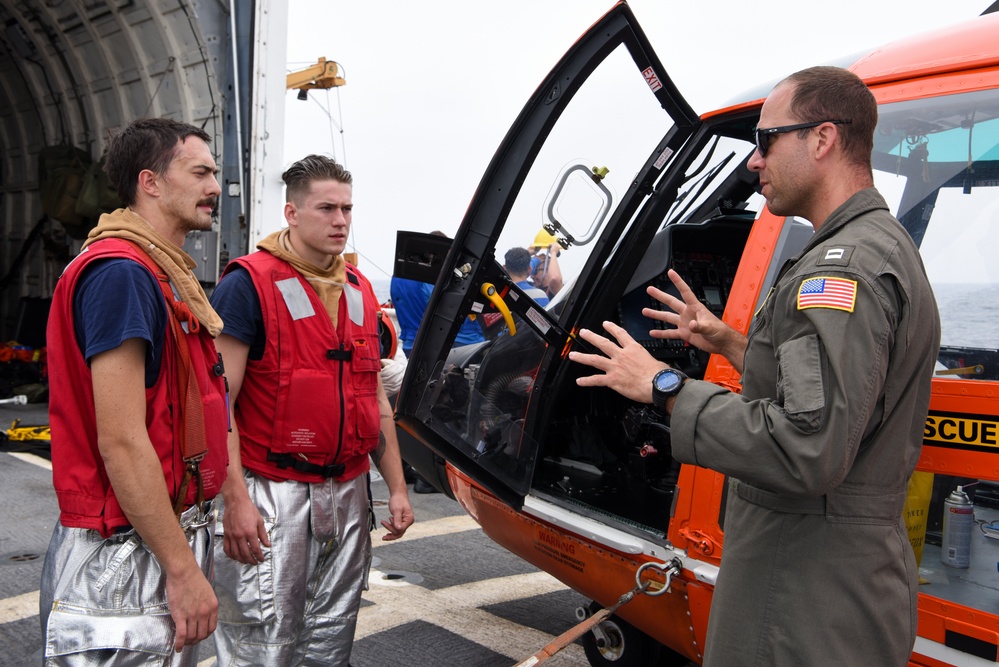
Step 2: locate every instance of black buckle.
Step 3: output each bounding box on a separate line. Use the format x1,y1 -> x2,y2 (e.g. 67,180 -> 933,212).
267,452 -> 345,478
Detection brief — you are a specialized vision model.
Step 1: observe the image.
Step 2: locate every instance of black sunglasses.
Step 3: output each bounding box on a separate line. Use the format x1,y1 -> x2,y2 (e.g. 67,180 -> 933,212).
754,119 -> 852,157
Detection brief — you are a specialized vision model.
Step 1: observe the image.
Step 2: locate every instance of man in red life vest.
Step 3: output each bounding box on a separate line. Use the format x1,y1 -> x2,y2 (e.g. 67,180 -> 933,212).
40,118 -> 230,664
209,154 -> 414,665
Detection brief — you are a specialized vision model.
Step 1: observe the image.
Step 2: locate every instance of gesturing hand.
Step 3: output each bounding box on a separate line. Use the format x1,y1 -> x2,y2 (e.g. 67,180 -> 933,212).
569,321 -> 666,404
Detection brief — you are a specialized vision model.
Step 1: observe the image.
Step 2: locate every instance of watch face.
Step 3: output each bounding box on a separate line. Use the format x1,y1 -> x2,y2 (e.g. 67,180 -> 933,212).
654,369 -> 683,394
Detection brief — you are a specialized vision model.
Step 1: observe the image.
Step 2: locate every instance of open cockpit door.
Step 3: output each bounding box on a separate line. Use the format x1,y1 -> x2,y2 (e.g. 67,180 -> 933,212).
395,2 -> 701,508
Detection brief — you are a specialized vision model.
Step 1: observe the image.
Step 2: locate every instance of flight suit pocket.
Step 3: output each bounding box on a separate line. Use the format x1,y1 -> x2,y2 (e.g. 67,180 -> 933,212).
777,334 -> 825,433
213,518 -> 276,625
45,604 -> 174,662
45,530 -> 174,663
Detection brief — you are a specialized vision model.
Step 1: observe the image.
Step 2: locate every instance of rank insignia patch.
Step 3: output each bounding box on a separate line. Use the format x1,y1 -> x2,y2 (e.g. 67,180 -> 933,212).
797,276 -> 857,312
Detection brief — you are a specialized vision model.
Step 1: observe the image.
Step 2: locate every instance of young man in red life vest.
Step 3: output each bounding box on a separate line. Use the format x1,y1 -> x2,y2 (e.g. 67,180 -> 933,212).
209,154 -> 415,666
40,118 -> 230,664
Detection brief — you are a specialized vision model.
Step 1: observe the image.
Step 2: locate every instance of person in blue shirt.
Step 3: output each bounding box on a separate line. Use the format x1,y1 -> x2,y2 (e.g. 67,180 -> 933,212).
389,276 -> 486,355
391,231 -> 485,356
503,246 -> 549,307
527,230 -> 565,299
389,276 -> 432,358
389,236 -> 484,494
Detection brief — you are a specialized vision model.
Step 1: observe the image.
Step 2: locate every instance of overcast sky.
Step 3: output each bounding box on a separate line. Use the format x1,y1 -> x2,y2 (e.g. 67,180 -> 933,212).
282,0 -> 990,283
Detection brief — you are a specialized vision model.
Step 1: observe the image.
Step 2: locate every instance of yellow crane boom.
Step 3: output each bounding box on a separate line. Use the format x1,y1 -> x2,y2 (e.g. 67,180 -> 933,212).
287,57 -> 345,99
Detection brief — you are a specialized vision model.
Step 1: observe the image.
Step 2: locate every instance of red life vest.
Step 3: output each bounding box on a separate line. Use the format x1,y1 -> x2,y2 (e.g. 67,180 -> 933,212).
47,239 -> 229,537
226,252 -> 382,483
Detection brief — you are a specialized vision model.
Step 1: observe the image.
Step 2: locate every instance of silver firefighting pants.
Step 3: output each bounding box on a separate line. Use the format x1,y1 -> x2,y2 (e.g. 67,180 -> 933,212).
212,470 -> 373,667
39,502 -> 216,666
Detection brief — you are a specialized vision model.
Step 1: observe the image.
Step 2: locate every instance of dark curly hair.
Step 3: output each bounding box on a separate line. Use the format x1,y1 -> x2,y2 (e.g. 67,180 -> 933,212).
504,247 -> 532,276
103,118 -> 211,206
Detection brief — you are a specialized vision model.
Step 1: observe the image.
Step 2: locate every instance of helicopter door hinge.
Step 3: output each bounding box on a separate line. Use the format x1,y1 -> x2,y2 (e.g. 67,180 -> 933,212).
678,527 -> 720,557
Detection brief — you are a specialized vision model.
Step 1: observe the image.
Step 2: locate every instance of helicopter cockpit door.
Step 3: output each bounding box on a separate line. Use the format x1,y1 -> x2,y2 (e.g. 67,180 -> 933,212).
395,2 -> 701,508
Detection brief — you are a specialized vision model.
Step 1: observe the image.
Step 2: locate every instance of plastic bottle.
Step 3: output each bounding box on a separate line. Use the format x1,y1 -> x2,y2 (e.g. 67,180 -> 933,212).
942,486 -> 974,568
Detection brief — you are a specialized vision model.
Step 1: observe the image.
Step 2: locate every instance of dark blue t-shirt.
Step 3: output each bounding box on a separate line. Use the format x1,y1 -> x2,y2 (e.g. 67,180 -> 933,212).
515,279 -> 550,307
455,313 -> 485,346
73,259 -> 166,388
389,277 -> 432,352
390,276 -> 484,351
210,266 -> 266,360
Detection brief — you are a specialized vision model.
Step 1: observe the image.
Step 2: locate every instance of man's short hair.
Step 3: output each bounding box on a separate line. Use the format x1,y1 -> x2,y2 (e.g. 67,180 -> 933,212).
782,66 -> 877,170
103,118 -> 212,207
282,154 -> 353,204
504,247 -> 532,276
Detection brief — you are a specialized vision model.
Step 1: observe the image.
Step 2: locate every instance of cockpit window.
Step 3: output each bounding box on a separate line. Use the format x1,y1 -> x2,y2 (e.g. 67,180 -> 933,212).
872,88 -> 999,379
418,43 -> 681,497
494,45 -> 675,306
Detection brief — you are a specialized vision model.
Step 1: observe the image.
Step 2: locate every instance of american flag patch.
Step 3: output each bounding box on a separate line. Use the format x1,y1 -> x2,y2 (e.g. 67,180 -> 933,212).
797,276 -> 857,312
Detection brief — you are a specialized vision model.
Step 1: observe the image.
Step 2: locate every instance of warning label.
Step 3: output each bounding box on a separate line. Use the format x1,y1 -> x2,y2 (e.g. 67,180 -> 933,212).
289,428 -> 318,448
534,528 -> 585,573
924,411 -> 999,452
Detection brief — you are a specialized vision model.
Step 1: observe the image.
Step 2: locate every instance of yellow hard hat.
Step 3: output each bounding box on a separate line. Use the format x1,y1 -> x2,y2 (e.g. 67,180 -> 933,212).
530,228 -> 559,250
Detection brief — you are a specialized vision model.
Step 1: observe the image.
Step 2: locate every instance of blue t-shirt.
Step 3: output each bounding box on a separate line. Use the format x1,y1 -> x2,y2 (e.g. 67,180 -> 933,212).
210,267 -> 266,361
390,277 -> 433,352
390,276 -> 484,350
73,258 -> 166,388
516,279 -> 550,307
455,315 -> 486,346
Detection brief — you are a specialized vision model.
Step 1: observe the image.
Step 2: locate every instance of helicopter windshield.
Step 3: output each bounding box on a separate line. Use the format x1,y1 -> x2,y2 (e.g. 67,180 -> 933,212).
872,87 -> 999,375
408,41 -> 684,498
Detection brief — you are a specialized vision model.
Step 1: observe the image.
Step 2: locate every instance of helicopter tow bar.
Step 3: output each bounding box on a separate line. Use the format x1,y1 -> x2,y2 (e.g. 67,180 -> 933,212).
513,558 -> 682,667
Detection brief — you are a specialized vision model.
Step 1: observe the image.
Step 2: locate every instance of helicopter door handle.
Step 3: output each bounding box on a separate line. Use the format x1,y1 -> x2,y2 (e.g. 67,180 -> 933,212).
481,282 -> 517,335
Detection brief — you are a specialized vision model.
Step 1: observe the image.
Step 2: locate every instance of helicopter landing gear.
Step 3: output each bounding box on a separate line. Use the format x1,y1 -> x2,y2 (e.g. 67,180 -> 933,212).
578,601 -> 691,667
579,600 -> 658,665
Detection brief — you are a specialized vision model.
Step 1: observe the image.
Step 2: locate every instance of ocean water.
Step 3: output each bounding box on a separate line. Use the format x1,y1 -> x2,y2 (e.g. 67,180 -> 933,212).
934,283 -> 999,349
370,278 -> 392,305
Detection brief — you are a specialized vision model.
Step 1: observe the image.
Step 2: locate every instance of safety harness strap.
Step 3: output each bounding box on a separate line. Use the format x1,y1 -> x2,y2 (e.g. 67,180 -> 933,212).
267,452 -> 346,478
137,253 -> 208,519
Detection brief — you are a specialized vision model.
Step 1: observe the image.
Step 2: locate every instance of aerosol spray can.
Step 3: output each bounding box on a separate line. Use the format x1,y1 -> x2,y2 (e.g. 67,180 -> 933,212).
942,485 -> 974,568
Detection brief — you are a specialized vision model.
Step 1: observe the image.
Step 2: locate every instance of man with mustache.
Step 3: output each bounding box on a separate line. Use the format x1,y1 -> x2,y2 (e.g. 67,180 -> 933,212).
209,154 -> 414,666
40,117 -> 230,665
